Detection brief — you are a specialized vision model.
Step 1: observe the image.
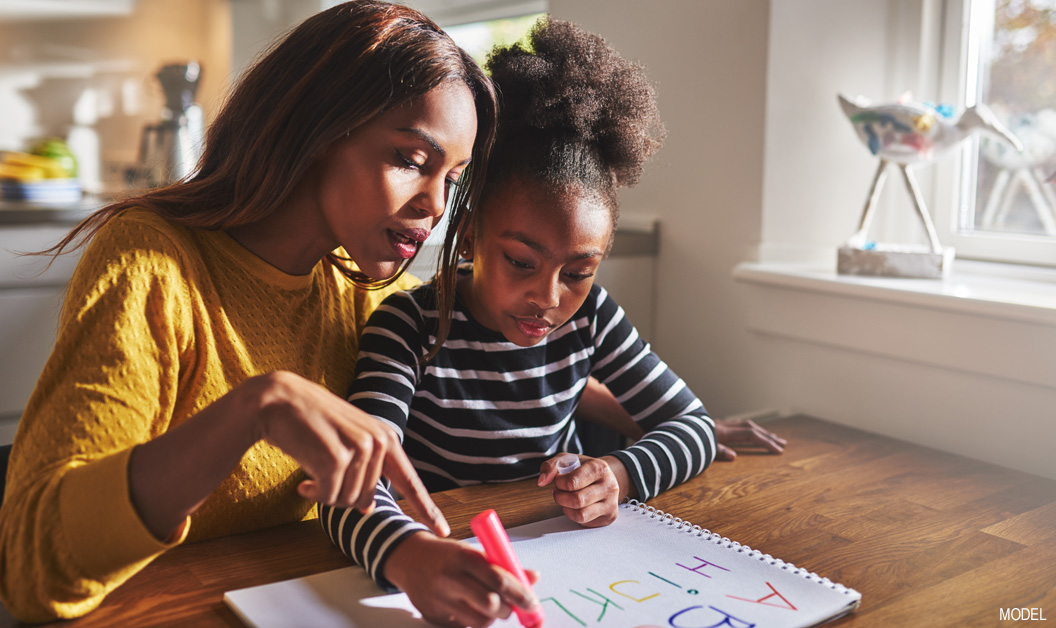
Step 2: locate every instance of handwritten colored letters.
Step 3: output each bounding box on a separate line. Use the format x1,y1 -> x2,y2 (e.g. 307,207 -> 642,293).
537,552 -> 797,628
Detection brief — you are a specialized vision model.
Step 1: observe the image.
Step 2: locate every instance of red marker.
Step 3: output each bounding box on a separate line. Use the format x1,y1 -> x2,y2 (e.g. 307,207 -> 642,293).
470,509 -> 544,628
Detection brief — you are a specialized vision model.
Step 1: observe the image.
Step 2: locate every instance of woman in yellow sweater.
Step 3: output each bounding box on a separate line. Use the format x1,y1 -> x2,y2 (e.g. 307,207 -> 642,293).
0,1 -> 497,622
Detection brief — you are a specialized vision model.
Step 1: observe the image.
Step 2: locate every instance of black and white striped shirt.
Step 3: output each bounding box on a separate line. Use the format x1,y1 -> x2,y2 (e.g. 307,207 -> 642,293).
320,273 -> 716,588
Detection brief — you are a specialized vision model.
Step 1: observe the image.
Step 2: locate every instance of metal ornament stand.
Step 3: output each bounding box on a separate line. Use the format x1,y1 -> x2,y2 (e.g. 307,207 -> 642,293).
838,159 -> 954,279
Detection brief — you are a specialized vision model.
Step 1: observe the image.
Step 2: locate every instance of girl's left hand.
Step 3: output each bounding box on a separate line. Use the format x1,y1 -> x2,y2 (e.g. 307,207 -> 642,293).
713,418 -> 787,460
538,454 -> 631,527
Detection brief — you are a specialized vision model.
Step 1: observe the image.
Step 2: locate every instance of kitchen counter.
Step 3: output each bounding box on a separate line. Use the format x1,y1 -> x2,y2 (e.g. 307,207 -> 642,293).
0,196 -> 105,225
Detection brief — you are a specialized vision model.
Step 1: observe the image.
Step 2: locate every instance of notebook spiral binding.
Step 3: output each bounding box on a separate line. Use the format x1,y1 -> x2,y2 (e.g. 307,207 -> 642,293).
625,499 -> 859,597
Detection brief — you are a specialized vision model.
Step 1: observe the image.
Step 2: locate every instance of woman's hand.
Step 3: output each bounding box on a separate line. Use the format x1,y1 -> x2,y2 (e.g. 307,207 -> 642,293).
384,532 -> 540,628
538,454 -> 630,527
713,418 -> 787,461
251,371 -> 448,534
129,370 -> 448,543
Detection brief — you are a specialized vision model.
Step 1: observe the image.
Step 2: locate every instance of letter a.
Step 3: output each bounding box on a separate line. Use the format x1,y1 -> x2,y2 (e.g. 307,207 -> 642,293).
726,582 -> 797,610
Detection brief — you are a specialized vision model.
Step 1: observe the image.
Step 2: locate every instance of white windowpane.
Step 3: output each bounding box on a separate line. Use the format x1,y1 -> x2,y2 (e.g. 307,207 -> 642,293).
969,0 -> 1056,238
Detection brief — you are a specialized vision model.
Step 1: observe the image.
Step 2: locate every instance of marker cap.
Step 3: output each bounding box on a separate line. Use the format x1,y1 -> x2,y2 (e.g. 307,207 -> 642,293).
555,453 -> 581,475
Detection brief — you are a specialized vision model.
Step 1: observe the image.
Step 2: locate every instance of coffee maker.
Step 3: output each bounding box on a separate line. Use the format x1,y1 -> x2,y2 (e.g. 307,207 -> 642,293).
132,62 -> 204,188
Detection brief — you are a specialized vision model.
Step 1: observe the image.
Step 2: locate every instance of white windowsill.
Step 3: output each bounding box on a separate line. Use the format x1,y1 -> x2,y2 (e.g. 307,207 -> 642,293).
733,259 -> 1056,328
732,258 -> 1056,390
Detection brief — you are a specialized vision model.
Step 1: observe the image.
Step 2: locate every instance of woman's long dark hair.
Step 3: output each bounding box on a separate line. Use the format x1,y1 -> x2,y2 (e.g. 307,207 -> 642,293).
38,0 -> 496,359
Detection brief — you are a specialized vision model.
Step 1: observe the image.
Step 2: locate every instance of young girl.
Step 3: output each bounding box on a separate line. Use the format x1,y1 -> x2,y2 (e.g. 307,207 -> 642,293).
319,17 -> 716,627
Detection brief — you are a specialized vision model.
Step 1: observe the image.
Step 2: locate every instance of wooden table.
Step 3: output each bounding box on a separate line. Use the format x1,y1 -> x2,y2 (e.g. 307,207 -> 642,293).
2,415 -> 1054,627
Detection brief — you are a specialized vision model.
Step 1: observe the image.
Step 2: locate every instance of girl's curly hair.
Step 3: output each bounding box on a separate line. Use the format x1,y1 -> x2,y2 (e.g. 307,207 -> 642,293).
481,16 -> 665,219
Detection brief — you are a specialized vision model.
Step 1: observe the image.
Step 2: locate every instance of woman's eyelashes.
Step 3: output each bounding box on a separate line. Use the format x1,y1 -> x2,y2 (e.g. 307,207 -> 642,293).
395,150 -> 425,171
396,150 -> 461,190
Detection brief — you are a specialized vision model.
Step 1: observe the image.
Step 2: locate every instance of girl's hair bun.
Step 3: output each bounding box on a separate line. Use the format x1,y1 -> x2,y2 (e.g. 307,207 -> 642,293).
486,16 -> 664,189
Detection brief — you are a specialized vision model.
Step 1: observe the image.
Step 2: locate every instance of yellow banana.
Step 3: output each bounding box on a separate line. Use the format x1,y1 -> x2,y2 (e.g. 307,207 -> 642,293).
0,162 -> 48,182
1,152 -> 69,178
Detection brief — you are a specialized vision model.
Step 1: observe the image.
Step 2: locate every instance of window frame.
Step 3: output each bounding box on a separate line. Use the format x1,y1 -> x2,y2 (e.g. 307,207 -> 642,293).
930,0 -> 1056,267
402,0 -> 546,28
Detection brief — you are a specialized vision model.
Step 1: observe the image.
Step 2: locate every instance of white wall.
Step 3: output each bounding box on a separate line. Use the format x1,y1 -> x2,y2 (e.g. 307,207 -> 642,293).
230,0 -> 341,78
762,0 -> 891,259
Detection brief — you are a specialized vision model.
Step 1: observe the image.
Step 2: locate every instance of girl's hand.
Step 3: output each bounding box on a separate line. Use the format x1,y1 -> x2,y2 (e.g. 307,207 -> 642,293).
250,371 -> 448,536
538,454 -> 630,527
384,532 -> 541,628
713,418 -> 787,461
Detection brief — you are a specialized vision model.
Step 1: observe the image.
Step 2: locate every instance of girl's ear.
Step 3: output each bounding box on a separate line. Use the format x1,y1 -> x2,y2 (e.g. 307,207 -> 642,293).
460,226 -> 475,261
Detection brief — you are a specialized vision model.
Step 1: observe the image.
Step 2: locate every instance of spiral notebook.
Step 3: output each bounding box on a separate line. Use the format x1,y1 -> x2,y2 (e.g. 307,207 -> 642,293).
225,500 -> 861,628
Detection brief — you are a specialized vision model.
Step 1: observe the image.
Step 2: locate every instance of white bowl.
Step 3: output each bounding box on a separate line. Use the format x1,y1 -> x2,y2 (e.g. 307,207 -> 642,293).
0,179 -> 83,204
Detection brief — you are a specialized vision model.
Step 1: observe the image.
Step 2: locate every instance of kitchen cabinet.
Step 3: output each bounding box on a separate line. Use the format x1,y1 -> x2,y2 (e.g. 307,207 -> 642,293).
0,1 -> 135,21
0,213 -> 89,444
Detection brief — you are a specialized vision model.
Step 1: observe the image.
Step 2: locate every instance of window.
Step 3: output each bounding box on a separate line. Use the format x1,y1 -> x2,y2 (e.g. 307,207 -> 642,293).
935,0 -> 1056,266
402,0 -> 545,63
444,12 -> 545,65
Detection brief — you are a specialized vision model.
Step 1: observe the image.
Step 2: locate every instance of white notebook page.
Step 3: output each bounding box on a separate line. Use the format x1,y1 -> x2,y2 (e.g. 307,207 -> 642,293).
225,501 -> 860,628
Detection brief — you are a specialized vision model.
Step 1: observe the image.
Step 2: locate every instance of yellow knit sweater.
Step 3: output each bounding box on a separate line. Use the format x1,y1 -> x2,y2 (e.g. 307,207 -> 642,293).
0,208 -> 417,622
